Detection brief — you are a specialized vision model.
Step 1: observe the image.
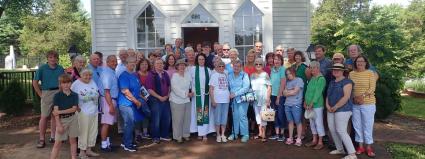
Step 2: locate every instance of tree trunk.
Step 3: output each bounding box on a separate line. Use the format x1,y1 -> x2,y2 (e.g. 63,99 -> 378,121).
0,7 -> 4,18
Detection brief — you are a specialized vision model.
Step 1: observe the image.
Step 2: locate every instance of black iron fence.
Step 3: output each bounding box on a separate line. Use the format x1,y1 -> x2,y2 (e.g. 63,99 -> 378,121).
0,70 -> 36,102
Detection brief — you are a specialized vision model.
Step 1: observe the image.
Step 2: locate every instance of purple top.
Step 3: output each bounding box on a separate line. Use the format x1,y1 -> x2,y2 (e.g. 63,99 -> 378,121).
146,70 -> 171,97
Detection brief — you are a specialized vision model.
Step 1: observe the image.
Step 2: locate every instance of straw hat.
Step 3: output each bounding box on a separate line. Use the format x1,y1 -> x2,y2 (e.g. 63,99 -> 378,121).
329,63 -> 347,71
175,59 -> 187,66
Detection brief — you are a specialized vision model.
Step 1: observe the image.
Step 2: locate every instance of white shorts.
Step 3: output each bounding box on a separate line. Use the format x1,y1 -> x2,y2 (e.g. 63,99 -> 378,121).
101,97 -> 117,125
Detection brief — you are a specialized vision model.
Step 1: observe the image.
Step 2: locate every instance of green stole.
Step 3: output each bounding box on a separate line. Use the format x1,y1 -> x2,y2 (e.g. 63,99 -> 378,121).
195,66 -> 209,125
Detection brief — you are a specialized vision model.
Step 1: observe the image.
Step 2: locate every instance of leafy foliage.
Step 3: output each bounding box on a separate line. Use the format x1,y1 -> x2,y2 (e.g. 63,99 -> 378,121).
0,80 -> 26,115
19,0 -> 91,56
311,0 -> 412,118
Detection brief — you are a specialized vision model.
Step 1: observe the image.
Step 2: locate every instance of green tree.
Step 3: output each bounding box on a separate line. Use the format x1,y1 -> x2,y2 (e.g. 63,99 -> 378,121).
19,0 -> 91,56
311,1 -> 408,118
0,0 -> 48,54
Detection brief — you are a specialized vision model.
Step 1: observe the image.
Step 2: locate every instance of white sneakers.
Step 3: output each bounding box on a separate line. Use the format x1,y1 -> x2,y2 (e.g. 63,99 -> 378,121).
329,149 -> 346,155
216,135 -> 228,143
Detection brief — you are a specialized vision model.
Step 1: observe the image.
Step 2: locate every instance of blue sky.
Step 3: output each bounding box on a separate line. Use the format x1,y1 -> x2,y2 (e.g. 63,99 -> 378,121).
80,0 -> 410,15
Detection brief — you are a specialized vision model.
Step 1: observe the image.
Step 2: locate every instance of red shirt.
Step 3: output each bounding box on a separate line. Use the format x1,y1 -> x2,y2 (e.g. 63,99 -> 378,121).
244,66 -> 256,76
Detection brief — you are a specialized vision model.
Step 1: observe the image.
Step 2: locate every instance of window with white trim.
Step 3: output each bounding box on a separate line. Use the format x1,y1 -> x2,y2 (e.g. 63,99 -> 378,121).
234,1 -> 263,61
136,4 -> 165,54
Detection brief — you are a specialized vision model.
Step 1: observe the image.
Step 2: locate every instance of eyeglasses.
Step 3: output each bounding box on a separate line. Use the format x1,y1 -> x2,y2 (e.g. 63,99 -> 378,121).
218,65 -> 225,68
255,63 -> 263,66
276,50 -> 283,51
223,49 -> 230,51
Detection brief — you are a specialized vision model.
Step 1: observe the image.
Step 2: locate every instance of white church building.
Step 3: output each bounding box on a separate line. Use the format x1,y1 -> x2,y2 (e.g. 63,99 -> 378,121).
91,0 -> 311,60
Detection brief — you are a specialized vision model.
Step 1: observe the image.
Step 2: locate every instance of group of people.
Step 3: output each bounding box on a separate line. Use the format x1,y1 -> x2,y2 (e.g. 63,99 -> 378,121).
32,39 -> 378,159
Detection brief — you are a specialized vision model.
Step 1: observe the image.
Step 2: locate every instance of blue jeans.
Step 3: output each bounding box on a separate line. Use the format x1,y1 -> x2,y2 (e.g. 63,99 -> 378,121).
119,106 -> 135,147
231,101 -> 249,136
271,96 -> 288,129
285,105 -> 302,125
213,103 -> 229,126
150,99 -> 171,139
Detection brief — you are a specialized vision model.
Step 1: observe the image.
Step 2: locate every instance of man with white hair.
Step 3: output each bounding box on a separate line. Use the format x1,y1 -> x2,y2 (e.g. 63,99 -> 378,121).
116,49 -> 129,78
254,41 -> 263,58
88,52 -> 103,89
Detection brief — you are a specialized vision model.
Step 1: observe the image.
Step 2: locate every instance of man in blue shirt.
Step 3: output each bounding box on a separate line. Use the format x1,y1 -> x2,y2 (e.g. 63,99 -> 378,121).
173,38 -> 185,58
100,55 -> 119,152
32,50 -> 64,148
88,53 -> 103,90
314,45 -> 333,83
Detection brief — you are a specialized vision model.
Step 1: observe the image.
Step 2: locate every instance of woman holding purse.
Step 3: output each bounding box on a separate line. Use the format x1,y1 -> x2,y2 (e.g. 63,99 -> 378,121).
228,60 -> 251,142
349,55 -> 377,158
250,58 -> 271,142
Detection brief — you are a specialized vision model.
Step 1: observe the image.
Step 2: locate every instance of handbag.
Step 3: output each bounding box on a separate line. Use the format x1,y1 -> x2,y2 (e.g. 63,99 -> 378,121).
240,73 -> 257,103
304,109 -> 316,119
261,108 -> 275,121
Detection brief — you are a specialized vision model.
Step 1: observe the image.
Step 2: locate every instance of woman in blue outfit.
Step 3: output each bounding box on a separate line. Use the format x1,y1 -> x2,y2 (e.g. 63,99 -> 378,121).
227,60 -> 250,143
118,57 -> 145,152
145,59 -> 172,144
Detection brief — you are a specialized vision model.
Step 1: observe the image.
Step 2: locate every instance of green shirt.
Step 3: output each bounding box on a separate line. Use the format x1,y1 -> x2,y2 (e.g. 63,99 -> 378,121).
53,91 -> 78,111
294,63 -> 308,84
304,75 -> 326,108
34,63 -> 64,90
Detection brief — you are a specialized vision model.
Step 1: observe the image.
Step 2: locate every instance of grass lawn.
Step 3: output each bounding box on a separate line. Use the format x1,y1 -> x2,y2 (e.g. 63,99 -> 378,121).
386,143 -> 425,159
399,95 -> 425,119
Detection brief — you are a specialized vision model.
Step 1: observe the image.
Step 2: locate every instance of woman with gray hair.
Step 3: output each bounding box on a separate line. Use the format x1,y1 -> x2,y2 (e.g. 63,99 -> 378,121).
117,56 -> 145,152
66,55 -> 86,81
304,61 -> 326,149
250,58 -> 271,142
70,68 -> 100,158
225,48 -> 239,74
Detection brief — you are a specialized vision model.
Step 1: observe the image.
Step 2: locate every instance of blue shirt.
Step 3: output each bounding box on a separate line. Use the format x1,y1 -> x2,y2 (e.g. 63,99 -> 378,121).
270,66 -> 286,96
284,77 -> 304,106
225,63 -> 234,75
88,64 -> 103,91
327,78 -> 353,112
228,71 -> 250,97
34,63 -> 64,90
115,63 -> 126,78
345,59 -> 377,72
100,66 -> 119,98
118,71 -> 142,107
318,58 -> 332,82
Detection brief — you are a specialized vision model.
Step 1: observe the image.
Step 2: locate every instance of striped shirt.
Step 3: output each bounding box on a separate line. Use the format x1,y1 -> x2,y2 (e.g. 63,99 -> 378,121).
349,70 -> 377,104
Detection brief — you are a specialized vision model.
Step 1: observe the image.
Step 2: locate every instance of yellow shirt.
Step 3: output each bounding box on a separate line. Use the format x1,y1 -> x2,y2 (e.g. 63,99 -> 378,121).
349,70 -> 377,104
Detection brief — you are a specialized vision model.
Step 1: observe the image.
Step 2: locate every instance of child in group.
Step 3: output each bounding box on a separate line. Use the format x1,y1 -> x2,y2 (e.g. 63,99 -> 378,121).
50,74 -> 79,159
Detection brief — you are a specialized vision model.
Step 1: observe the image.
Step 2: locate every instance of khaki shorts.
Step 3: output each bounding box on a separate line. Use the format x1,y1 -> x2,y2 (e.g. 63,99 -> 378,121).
56,115 -> 79,141
40,90 -> 59,117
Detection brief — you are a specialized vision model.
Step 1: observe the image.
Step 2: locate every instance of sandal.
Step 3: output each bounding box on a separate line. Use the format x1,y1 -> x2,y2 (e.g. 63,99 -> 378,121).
253,136 -> 260,140
367,147 -> 376,158
356,147 -> 365,155
295,138 -> 302,147
261,137 -> 267,143
305,141 -> 317,147
313,144 -> 324,150
285,138 -> 293,145
36,140 -> 45,148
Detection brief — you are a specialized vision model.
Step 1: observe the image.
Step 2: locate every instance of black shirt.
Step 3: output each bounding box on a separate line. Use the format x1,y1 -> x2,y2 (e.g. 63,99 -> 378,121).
53,91 -> 78,110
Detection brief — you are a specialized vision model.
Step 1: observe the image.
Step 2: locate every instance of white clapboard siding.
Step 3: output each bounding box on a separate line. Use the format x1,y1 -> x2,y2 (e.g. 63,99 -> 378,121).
273,0 -> 310,51
93,0 -> 128,55
93,0 -> 310,56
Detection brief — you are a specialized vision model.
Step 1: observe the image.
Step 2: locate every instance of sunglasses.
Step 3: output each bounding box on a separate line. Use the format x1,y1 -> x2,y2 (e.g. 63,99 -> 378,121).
223,49 -> 230,51
276,50 -> 283,51
255,63 -> 263,66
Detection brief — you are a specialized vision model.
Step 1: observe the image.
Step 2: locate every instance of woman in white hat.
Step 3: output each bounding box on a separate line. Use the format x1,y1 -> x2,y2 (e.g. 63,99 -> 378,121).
326,63 -> 357,159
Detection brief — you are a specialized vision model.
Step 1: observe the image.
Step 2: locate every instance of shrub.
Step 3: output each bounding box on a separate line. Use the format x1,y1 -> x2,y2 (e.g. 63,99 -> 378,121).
375,66 -> 403,119
32,93 -> 41,114
0,80 -> 27,115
